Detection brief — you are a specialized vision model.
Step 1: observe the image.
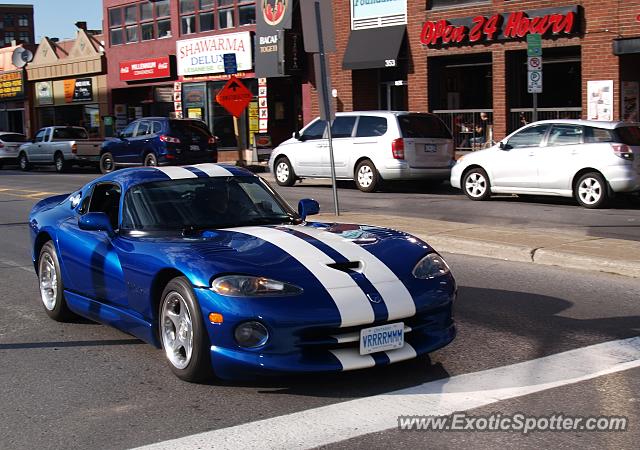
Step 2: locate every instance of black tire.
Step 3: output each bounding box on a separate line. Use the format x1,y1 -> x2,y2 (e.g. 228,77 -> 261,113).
18,152 -> 30,171
274,156 -> 296,187
38,241 -> 74,322
54,152 -> 67,173
574,172 -> 609,209
99,152 -> 115,174
159,277 -> 213,382
144,153 -> 158,167
354,159 -> 380,193
462,167 -> 492,201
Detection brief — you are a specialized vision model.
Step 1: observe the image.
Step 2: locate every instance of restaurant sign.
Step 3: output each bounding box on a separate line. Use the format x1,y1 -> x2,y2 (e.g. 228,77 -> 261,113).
0,71 -> 24,101
177,32 -> 252,76
420,6 -> 580,47
120,57 -> 171,81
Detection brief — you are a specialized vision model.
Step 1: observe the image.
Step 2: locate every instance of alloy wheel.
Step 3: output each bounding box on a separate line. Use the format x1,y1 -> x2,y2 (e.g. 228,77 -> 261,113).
357,165 -> 374,188
38,252 -> 58,311
161,291 -> 194,370
465,172 -> 487,198
276,162 -> 290,183
578,177 -> 602,206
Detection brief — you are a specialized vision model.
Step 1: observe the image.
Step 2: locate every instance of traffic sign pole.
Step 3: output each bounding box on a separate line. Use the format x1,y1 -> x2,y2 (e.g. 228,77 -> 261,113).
527,35 -> 543,123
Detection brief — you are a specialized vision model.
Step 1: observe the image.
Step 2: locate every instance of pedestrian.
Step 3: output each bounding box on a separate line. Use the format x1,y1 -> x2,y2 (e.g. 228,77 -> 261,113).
470,112 -> 491,148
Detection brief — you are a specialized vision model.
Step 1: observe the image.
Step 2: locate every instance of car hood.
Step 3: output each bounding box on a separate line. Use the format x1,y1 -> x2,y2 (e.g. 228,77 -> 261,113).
120,222 -> 434,289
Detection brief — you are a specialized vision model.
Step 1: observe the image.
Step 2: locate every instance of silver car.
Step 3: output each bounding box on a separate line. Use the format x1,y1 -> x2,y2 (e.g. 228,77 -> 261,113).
0,132 -> 27,168
269,111 -> 455,192
451,120 -> 640,208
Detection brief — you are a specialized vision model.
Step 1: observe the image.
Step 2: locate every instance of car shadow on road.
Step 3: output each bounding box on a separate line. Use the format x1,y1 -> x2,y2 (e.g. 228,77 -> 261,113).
0,338 -> 143,350
221,286 -> 638,398
491,193 -> 640,210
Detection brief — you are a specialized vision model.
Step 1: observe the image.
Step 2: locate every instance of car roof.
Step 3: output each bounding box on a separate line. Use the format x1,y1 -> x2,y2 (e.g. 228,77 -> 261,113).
133,117 -> 204,122
0,131 -> 24,135
332,111 -> 435,117
530,119 -> 640,129
93,164 -> 256,191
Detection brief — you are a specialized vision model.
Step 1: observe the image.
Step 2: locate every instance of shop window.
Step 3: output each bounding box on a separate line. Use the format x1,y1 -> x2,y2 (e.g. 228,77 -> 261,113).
110,28 -> 124,46
140,2 -> 153,21
182,15 -> 196,34
180,0 -> 197,13
155,0 -> 171,18
126,25 -> 138,43
218,6 -> 234,29
109,8 -> 123,27
141,23 -> 155,41
239,2 -> 256,26
125,5 -> 137,24
200,12 -> 215,31
158,19 -> 172,39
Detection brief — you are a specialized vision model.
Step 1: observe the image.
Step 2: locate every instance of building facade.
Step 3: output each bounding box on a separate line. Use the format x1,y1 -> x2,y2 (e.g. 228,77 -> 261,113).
321,0 -> 640,149
0,3 -> 34,48
0,43 -> 30,134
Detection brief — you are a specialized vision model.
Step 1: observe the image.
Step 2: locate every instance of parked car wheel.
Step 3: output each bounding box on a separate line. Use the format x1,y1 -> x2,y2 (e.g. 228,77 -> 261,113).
463,167 -> 492,201
575,172 -> 609,209
355,159 -> 380,192
38,241 -> 74,322
159,277 -> 212,382
144,153 -> 158,167
54,152 -> 67,173
274,157 -> 296,187
99,152 -> 115,174
18,152 -> 30,171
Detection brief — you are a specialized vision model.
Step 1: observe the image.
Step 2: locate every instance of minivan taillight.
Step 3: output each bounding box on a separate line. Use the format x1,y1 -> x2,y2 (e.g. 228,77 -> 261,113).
160,135 -> 181,144
392,138 -> 405,159
208,136 -> 216,145
612,144 -> 634,161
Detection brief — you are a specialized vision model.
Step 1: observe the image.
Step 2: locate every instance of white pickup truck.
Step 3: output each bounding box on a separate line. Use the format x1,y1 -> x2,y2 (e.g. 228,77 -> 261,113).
17,126 -> 103,173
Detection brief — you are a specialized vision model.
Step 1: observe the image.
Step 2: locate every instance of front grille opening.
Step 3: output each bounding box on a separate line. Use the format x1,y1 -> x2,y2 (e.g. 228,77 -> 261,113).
327,261 -> 362,273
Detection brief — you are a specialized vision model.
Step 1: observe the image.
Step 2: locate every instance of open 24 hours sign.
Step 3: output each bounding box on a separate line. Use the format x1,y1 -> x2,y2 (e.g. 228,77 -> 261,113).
176,32 -> 253,76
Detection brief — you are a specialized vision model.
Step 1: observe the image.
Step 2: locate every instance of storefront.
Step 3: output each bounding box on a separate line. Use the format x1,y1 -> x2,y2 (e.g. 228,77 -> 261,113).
0,70 -> 27,134
177,31 -> 257,161
26,29 -> 108,137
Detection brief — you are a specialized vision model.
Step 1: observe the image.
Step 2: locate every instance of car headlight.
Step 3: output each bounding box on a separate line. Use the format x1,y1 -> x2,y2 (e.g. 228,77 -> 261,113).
211,275 -> 303,297
412,253 -> 451,279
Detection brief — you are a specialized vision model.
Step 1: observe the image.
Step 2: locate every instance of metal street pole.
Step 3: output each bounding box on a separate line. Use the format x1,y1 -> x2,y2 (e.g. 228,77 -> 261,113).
314,0 -> 339,216
533,93 -> 538,122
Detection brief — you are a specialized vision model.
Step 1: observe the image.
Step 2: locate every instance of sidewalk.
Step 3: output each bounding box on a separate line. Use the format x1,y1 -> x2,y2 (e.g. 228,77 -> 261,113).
312,211 -> 640,279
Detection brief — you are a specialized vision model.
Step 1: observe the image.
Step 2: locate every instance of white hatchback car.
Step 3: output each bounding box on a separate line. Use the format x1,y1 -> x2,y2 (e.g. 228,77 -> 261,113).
0,131 -> 27,168
269,111 -> 455,192
451,120 -> 640,208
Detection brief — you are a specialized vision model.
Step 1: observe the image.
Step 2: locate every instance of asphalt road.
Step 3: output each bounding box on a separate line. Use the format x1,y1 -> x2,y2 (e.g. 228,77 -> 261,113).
0,168 -> 639,449
1,166 -> 640,241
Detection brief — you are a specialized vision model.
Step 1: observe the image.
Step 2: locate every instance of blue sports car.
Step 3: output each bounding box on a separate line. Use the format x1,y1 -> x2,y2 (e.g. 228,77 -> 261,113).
29,164 -> 456,382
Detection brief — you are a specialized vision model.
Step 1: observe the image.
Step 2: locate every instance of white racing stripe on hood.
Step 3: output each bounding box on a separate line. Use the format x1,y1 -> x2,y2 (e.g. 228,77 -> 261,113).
191,163 -> 233,177
289,226 -> 416,320
155,166 -> 198,179
329,349 -> 376,371
224,226 -> 375,327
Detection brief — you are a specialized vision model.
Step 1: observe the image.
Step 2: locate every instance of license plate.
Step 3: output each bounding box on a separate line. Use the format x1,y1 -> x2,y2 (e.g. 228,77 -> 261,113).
424,144 -> 437,153
359,322 -> 404,355
190,145 -> 201,151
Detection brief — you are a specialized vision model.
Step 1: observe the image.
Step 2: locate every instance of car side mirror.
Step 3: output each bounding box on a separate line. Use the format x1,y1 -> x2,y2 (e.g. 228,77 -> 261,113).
78,212 -> 115,237
298,198 -> 320,221
293,130 -> 301,140
499,142 -> 511,151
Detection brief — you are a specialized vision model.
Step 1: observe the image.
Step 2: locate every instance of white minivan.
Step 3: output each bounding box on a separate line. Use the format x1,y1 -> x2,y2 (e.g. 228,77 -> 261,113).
269,111 -> 455,192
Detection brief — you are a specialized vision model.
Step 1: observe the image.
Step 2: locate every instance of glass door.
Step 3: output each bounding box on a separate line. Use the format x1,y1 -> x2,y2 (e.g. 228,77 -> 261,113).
379,81 -> 408,111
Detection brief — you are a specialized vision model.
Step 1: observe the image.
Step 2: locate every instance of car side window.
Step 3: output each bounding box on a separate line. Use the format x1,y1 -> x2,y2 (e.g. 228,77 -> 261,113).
88,183 -> 122,230
151,121 -> 164,134
135,121 -> 150,137
506,125 -> 549,149
122,122 -> 137,138
585,127 -> 616,143
301,120 -> 326,140
356,116 -> 388,137
34,129 -> 46,142
547,125 -> 583,147
330,116 -> 356,138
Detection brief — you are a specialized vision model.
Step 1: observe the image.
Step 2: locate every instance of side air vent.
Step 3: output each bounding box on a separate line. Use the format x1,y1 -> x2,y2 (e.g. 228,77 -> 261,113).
327,261 -> 362,273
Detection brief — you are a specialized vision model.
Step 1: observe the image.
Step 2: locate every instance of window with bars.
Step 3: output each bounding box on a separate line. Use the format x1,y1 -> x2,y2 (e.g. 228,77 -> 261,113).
178,0 -> 256,35
108,0 -> 172,46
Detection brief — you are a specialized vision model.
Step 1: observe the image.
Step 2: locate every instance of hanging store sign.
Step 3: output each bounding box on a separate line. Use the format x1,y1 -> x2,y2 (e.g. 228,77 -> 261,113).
35,81 -> 53,105
63,78 -> 93,103
120,57 -> 171,82
351,0 -> 407,30
420,6 -> 580,47
177,32 -> 252,76
0,71 -> 24,101
255,0 -> 293,78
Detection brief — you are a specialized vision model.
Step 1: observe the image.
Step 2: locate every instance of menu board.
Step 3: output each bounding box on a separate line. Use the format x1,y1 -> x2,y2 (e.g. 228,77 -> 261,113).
0,71 -> 24,101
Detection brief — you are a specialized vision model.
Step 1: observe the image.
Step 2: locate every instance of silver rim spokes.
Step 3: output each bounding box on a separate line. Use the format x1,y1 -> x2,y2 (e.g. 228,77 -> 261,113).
276,162 -> 289,182
56,157 -> 63,170
358,165 -> 373,188
161,292 -> 193,370
578,178 -> 602,205
466,173 -> 487,197
39,253 -> 57,310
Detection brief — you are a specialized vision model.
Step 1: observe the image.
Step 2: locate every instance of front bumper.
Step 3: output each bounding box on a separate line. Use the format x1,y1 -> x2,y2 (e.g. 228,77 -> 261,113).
194,281 -> 456,380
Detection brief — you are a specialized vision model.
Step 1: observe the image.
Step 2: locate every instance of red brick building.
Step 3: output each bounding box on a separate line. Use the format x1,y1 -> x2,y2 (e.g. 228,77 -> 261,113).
0,3 -> 34,47
319,0 -> 640,148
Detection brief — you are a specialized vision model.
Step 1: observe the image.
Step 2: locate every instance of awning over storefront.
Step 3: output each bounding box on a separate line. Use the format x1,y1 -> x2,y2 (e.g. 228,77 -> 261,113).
342,25 -> 405,70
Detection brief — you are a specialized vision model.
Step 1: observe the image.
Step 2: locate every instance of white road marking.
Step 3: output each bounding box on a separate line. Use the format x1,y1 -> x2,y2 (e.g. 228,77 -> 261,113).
155,166 -> 198,179
0,258 -> 33,273
136,337 -> 640,450
290,226 -> 416,320
191,164 -> 233,177
225,226 -> 375,327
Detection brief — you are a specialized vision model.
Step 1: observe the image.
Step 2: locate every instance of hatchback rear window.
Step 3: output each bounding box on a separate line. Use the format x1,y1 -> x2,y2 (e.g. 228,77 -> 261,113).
0,133 -> 26,143
616,126 -> 640,146
398,114 -> 452,139
169,120 -> 212,138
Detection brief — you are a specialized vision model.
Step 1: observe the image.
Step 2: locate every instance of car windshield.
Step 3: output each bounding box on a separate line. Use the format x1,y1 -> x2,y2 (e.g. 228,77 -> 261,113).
52,128 -> 88,140
121,176 -> 298,233
398,114 -> 452,139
